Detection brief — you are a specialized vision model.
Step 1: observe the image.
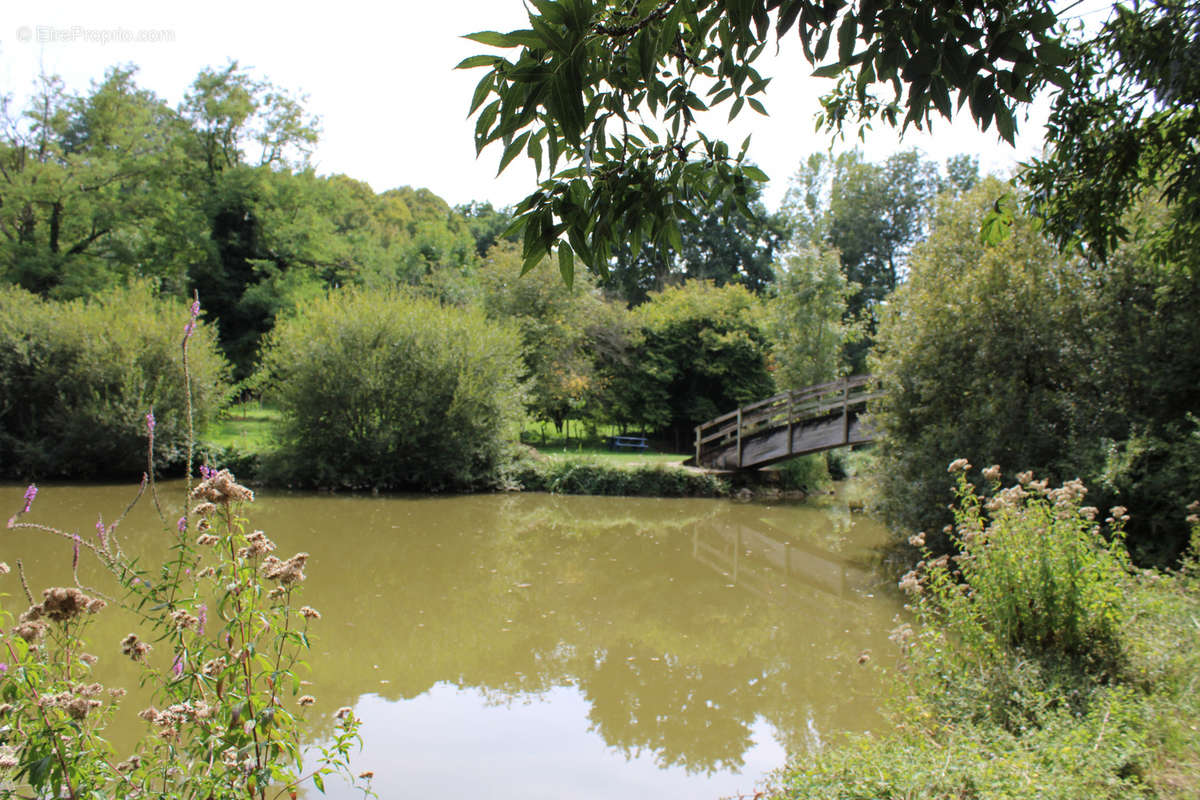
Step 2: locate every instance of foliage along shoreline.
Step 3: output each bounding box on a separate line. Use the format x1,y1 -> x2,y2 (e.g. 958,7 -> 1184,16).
766,464 -> 1200,800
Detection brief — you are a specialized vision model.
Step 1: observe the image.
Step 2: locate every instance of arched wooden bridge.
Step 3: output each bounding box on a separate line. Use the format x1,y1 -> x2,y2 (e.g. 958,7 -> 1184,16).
692,375 -> 880,470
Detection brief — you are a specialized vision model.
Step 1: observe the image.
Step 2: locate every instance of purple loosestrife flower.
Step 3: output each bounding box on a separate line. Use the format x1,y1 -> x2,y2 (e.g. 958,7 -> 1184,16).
146,411 -> 156,434
183,296 -> 201,341
172,655 -> 183,678
197,604 -> 207,635
177,516 -> 187,533
22,484 -> 37,513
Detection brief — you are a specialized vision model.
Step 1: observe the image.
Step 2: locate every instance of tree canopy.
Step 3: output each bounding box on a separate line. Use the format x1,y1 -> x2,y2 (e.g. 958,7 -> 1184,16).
460,0 -> 1073,278
462,0 -> 1196,272
602,172 -> 785,305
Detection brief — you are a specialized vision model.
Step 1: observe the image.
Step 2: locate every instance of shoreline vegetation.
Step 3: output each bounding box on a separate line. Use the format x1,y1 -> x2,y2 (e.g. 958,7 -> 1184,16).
196,402 -> 861,500
766,465 -> 1200,800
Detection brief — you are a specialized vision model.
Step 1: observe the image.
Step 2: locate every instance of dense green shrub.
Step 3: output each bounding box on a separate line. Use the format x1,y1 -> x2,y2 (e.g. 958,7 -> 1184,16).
260,288 -> 526,490
0,283 -> 229,478
598,281 -> 774,450
516,457 -> 729,497
870,179 -> 1087,548
871,181 -> 1200,560
772,454 -> 832,492
918,463 -> 1132,674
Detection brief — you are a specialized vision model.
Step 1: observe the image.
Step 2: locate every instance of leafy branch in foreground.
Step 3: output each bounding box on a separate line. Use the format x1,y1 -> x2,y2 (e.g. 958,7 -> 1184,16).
459,0 -> 1069,278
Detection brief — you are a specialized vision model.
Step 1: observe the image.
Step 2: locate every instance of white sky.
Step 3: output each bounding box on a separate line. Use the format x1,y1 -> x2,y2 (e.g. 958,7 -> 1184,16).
1,0 -> 1053,212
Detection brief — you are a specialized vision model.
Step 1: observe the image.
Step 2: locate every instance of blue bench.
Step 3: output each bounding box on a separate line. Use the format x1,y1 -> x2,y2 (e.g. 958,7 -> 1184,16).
607,435 -> 650,451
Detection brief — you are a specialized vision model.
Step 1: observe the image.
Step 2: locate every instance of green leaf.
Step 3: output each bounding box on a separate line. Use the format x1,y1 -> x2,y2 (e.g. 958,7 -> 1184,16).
505,29 -> 548,49
528,0 -> 570,26
666,219 -> 683,252
980,197 -> 1014,244
741,165 -> 769,182
812,63 -> 845,79
28,755 -> 53,786
837,14 -> 857,65
557,243 -> 575,288
527,132 -> 544,175
638,29 -> 657,80
312,772 -> 326,794
469,73 -> 494,116
498,131 -> 532,175
463,31 -> 521,48
1037,41 -> 1072,68
530,16 -> 570,53
455,55 -> 501,70
728,96 -> 745,121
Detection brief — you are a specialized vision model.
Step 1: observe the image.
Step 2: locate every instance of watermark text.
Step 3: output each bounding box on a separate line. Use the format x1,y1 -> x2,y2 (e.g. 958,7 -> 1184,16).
16,25 -> 176,45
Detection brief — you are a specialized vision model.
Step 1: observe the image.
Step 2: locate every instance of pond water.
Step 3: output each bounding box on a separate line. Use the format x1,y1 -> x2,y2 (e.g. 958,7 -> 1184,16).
3,481 -> 905,799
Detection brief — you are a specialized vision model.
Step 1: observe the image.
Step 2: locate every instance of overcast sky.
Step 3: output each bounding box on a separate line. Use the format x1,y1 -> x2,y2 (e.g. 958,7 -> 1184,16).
1,0 -> 1053,212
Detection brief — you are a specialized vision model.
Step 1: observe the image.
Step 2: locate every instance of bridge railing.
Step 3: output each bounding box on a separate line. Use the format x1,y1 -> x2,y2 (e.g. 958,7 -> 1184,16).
693,375 -> 880,468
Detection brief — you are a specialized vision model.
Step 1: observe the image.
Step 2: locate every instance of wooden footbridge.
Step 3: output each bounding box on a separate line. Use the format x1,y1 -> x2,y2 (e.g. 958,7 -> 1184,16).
692,375 -> 880,470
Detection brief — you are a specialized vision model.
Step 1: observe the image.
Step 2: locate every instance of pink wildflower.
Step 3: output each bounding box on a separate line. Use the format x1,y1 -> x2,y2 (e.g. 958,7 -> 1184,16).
177,516 -> 187,533
183,296 -> 201,341
22,484 -> 37,513
146,411 -> 156,434
96,515 -> 109,550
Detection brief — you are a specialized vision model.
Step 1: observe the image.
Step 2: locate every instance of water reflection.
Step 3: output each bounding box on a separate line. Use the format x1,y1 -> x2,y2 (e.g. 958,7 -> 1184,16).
4,485 -> 903,798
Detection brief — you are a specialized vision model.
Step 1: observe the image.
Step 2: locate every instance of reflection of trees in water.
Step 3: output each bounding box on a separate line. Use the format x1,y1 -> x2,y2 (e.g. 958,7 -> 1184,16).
577,644 -> 763,774
295,493 -> 902,772
10,485 -> 903,774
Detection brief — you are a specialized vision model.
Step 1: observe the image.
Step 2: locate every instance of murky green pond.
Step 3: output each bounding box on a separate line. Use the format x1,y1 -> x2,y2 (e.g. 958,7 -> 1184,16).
4,481 -> 904,799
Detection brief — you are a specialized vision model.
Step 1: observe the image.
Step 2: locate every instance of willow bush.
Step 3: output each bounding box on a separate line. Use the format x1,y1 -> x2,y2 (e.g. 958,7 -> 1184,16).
0,283 -> 229,479
260,288 -> 526,491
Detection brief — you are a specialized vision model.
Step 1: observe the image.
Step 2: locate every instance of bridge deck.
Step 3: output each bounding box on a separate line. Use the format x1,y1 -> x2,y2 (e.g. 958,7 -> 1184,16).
693,375 -> 878,470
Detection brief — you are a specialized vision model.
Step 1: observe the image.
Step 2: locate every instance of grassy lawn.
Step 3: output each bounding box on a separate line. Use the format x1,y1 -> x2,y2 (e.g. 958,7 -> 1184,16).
201,409 -> 690,466
202,401 -> 282,454
533,446 -> 685,466
520,420 -> 689,465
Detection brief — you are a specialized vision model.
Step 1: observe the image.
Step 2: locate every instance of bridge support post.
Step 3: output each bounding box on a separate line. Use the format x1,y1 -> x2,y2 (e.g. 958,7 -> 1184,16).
841,380 -> 850,445
736,409 -> 743,469
694,426 -> 701,467
786,393 -> 793,455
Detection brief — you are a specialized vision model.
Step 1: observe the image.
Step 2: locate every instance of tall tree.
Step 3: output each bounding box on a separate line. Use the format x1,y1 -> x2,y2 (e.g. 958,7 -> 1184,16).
478,241 -> 618,432
1023,0 -> 1200,260
765,244 -> 857,389
456,200 -> 519,258
601,175 -> 786,306
0,68 -> 188,296
781,149 -> 970,370
178,63 -> 322,378
598,281 -> 775,449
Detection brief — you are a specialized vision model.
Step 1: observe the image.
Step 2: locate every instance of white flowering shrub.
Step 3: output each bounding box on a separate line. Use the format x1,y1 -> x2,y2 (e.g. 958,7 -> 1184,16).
904,460 -> 1133,674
